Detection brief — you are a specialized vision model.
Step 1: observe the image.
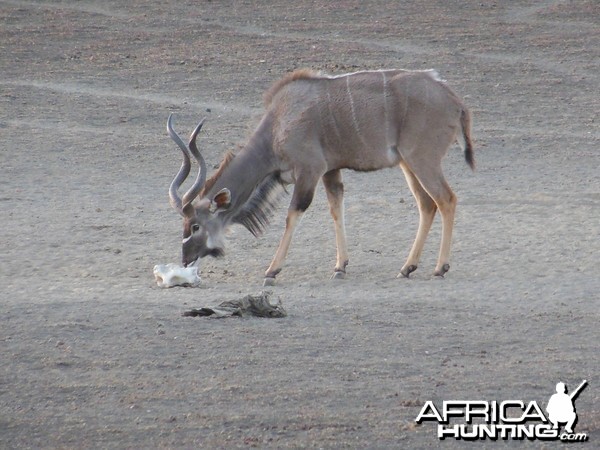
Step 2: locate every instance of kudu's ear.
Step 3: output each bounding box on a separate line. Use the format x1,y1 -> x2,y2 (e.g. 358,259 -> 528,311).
209,188 -> 231,213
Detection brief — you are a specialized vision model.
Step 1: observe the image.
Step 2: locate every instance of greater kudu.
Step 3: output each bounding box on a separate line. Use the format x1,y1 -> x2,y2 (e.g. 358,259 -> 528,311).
166,69 -> 474,285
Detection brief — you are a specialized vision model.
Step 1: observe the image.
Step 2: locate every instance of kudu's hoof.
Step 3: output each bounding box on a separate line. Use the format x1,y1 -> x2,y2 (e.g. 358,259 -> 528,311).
331,270 -> 346,280
399,265 -> 418,278
263,277 -> 276,287
434,263 -> 450,277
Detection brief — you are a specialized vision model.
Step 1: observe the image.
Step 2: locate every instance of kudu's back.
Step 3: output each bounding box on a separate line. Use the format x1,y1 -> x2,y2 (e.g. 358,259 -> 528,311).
265,69 -> 470,173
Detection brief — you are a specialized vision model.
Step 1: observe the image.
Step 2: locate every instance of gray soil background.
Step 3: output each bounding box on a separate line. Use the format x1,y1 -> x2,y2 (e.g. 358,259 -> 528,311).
1,0 -> 598,448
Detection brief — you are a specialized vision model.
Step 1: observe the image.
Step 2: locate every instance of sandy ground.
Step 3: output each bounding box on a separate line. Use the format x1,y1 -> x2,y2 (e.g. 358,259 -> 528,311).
1,0 -> 599,448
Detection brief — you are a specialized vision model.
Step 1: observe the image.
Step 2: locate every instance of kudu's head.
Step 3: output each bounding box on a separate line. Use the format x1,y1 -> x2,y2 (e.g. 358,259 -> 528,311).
167,114 -> 232,267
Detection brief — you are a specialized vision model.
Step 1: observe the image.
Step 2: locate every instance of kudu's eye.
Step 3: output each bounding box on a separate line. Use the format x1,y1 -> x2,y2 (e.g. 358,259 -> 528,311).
191,224 -> 200,233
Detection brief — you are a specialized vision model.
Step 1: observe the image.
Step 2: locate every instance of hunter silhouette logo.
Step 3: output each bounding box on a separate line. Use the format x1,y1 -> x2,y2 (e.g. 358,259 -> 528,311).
547,380 -> 587,434
415,380 -> 589,442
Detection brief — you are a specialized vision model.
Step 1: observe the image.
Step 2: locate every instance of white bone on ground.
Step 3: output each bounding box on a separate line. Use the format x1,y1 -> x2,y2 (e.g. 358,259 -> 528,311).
153,263 -> 201,288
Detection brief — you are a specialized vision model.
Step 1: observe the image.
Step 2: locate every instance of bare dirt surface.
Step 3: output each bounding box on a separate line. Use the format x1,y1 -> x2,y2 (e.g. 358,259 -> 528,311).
1,1 -> 599,448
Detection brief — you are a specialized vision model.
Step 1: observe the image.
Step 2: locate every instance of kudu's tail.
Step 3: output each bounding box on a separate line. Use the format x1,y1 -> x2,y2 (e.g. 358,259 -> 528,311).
459,108 -> 475,170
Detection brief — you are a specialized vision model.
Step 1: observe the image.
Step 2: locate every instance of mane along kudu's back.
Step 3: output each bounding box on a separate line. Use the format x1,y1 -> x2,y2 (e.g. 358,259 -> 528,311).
263,69 -> 319,106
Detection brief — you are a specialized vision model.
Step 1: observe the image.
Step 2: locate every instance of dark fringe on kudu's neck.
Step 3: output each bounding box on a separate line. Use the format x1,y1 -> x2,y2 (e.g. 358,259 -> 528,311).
232,172 -> 287,237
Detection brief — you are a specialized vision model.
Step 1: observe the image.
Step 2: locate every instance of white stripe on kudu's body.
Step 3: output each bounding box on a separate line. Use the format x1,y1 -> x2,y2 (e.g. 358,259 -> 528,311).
166,69 -> 474,285
345,75 -> 368,151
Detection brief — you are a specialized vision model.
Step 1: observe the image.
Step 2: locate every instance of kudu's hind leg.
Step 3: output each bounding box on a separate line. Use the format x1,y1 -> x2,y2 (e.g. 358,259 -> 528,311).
323,170 -> 349,279
399,162 -> 437,277
405,161 -> 457,277
263,175 -> 320,286
432,183 -> 456,277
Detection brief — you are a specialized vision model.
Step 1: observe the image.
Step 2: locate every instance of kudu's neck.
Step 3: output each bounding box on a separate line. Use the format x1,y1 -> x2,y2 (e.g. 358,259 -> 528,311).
206,115 -> 278,217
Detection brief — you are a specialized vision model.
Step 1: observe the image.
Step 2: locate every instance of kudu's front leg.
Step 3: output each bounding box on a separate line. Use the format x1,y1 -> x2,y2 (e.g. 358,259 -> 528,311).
263,176 -> 319,286
263,209 -> 303,286
323,169 -> 349,279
